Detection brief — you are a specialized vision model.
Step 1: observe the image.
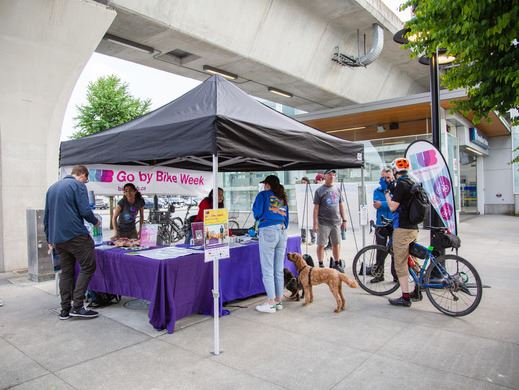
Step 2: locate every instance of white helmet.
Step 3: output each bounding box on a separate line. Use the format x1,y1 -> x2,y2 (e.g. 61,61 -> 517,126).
391,157 -> 411,173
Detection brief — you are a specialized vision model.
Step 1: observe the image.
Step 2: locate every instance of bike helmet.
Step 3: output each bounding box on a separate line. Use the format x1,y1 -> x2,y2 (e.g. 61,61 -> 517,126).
391,157 -> 411,173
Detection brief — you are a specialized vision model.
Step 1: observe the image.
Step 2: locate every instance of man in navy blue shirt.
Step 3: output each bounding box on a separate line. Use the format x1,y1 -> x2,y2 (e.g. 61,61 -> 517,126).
370,168 -> 397,284
45,165 -> 101,320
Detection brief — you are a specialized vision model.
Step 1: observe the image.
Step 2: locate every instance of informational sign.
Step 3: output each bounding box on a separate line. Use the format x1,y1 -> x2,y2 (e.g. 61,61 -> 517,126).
406,140 -> 457,234
469,127 -> 489,150
140,224 -> 158,247
60,164 -> 212,196
191,222 -> 204,246
203,208 -> 230,262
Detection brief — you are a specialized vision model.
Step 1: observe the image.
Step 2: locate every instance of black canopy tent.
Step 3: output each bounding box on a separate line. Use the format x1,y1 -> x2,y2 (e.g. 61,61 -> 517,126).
60,75 -> 363,171
60,75 -> 364,354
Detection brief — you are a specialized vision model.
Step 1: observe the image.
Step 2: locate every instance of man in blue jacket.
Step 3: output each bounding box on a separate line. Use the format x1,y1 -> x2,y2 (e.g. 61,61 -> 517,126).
370,168 -> 397,283
44,165 -> 101,320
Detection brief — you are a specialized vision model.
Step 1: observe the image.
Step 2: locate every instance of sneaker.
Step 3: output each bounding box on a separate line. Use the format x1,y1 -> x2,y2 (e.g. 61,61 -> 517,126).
388,297 -> 411,307
255,302 -> 276,313
410,288 -> 423,302
59,309 -> 70,320
318,262 -> 325,268
370,275 -> 385,283
275,302 -> 283,311
70,307 -> 99,318
333,262 -> 345,274
0,299 -> 3,307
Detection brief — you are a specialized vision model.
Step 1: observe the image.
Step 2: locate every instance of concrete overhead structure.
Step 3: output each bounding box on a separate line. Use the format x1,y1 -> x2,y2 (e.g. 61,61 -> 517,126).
96,0 -> 429,111
0,0 -> 115,271
0,0 -> 428,271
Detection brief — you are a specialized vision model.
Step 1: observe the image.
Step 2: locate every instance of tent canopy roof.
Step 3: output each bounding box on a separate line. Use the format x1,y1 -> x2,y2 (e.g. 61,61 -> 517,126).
60,76 -> 363,172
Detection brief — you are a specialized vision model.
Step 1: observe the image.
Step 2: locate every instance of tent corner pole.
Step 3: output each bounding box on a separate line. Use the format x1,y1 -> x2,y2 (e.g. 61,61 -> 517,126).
212,154 -> 220,356
361,166 -> 366,249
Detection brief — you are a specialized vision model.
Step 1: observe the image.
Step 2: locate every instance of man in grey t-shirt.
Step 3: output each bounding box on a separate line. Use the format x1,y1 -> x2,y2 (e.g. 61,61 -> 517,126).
313,169 -> 347,272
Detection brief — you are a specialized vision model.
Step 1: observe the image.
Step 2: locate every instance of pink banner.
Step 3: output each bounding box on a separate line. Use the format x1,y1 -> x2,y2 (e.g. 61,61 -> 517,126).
405,140 -> 457,234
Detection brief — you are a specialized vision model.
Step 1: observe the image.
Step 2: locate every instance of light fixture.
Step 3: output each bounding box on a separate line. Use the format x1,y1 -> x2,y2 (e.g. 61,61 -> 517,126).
326,126 -> 366,134
376,125 -> 385,133
202,65 -> 238,80
267,87 -> 293,98
465,146 -> 483,156
419,49 -> 455,65
103,33 -> 154,54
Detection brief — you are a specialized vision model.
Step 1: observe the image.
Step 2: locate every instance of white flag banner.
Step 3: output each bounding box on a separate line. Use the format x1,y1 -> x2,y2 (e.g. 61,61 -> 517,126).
406,140 -> 458,234
60,164 -> 213,196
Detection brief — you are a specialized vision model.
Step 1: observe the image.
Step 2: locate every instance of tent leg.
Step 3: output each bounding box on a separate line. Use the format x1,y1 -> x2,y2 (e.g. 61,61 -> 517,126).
212,154 -> 220,356
361,167 -> 366,250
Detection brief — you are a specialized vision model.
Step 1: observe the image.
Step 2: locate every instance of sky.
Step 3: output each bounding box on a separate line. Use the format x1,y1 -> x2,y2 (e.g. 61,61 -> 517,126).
60,54 -> 200,140
60,0 -> 410,141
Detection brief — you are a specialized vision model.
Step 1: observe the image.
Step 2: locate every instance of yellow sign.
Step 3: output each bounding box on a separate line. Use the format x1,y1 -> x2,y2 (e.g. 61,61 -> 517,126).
203,208 -> 230,262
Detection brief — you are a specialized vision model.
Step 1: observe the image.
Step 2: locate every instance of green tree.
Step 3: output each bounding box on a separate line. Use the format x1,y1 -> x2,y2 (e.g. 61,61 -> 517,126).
72,75 -> 151,139
402,0 -> 519,124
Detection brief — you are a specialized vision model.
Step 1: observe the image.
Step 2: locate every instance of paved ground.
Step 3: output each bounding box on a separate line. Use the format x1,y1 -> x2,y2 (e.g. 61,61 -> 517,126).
1,215 -> 518,390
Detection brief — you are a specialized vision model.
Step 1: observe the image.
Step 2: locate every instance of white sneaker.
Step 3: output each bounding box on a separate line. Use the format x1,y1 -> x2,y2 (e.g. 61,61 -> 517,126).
255,302 -> 276,313
275,302 -> 283,311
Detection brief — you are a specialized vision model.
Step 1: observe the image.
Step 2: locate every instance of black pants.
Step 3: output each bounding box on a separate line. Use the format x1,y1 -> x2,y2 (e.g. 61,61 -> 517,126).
375,227 -> 397,280
55,235 -> 96,311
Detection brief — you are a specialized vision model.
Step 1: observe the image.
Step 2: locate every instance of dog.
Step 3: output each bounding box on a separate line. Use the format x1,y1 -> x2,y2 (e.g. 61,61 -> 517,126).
284,268 -> 300,300
287,252 -> 358,313
283,254 -> 315,301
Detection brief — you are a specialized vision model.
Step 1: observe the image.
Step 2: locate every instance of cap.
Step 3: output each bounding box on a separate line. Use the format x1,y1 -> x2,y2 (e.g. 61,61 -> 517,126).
260,175 -> 280,186
324,169 -> 336,175
314,173 -> 324,182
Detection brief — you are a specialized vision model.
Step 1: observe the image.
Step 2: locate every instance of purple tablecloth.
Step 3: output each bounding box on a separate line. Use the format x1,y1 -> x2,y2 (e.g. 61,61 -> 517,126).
88,236 -> 301,333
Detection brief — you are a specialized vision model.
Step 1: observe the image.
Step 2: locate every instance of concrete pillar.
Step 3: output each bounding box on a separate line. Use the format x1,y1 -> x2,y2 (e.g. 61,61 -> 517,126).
0,0 -> 116,271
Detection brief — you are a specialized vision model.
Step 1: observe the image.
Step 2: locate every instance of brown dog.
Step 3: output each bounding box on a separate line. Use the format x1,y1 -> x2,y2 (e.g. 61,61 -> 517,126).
287,252 -> 358,313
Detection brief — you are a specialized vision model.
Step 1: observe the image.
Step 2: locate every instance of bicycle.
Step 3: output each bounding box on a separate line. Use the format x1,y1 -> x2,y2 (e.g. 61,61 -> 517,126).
351,216 -> 483,317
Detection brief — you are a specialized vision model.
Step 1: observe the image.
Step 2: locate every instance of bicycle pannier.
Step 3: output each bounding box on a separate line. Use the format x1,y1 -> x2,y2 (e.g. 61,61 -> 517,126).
437,231 -> 461,249
408,242 -> 429,259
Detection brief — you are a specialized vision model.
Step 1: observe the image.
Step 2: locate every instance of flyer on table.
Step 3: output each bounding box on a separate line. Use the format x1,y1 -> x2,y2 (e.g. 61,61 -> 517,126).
203,209 -> 230,262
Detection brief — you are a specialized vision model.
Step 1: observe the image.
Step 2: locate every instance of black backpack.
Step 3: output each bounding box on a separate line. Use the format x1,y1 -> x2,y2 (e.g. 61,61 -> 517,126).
86,289 -> 121,308
403,178 -> 430,225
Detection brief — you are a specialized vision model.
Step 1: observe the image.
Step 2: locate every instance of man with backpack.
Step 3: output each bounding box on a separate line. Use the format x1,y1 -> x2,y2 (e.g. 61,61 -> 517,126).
384,158 -> 425,307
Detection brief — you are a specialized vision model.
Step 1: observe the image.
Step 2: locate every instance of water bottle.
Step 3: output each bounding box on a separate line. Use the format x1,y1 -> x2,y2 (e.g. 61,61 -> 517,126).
341,226 -> 347,240
88,190 -> 95,209
86,213 -> 103,245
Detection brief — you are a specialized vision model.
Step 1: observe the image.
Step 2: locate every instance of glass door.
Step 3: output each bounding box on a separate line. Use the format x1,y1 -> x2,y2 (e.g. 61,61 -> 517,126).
459,150 -> 478,213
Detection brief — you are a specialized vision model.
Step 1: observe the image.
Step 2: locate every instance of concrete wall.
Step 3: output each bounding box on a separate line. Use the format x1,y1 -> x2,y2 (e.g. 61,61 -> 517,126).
484,136 -> 514,215
0,0 -> 115,271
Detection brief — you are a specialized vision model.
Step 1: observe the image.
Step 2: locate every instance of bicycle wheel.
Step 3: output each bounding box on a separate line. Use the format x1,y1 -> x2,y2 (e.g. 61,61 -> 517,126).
170,218 -> 184,242
424,254 -> 482,317
228,220 -> 240,230
352,245 -> 400,296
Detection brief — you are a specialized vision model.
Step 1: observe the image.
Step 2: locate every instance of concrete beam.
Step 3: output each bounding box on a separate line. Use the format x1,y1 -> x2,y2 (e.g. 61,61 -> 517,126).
96,0 -> 428,112
0,0 -> 115,271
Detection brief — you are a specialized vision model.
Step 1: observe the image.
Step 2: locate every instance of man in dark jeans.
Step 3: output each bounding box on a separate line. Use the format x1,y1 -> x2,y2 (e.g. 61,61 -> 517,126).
371,168 -> 398,283
44,165 -> 101,320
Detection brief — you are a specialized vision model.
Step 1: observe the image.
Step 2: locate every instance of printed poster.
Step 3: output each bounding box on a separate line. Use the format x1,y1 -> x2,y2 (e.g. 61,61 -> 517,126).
203,209 -> 230,262
140,224 -> 158,247
191,222 -> 204,246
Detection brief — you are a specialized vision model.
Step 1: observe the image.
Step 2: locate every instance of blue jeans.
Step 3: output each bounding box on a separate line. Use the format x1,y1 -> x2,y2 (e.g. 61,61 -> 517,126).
258,224 -> 288,299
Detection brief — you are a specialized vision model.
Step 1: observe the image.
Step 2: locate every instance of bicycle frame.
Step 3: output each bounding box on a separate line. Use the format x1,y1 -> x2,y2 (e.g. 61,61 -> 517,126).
408,253 -> 446,290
